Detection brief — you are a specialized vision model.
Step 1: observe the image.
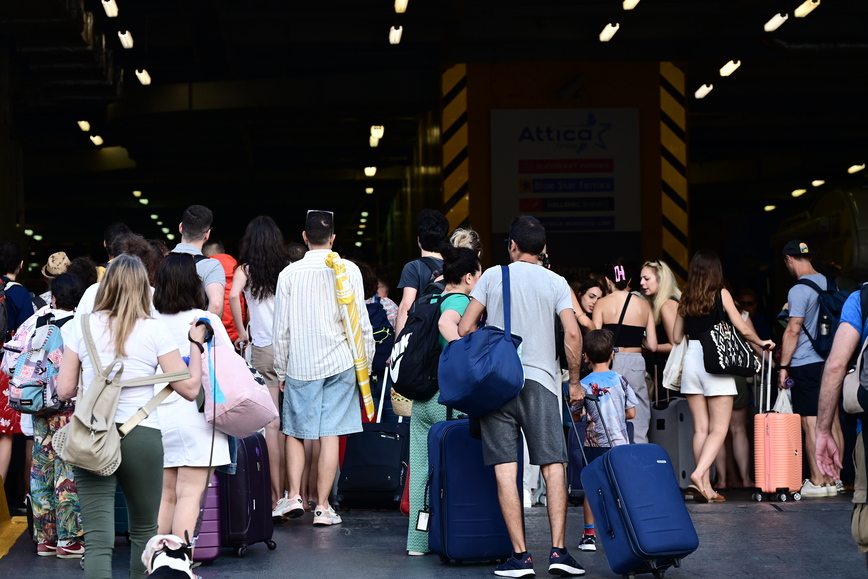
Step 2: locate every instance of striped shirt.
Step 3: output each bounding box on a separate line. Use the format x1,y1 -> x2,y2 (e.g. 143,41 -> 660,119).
272,249 -> 375,381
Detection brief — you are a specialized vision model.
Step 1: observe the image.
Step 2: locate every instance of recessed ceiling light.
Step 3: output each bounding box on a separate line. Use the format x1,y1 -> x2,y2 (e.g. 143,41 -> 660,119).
763,13 -> 788,32
764,205 -> 776,212
132,190 -> 141,198
622,0 -> 640,9
361,212 -> 369,217
394,0 -> 408,13
812,180 -> 825,187
694,84 -> 713,99
102,0 -> 118,17
90,135 -> 104,146
599,22 -> 619,42
139,198 -> 149,205
791,189 -> 807,198
77,120 -> 90,132
24,229 -> 33,236
357,231 -> 364,236
156,221 -> 163,225
166,233 -> 175,240
794,0 -> 820,18
719,60 -> 741,77
161,227 -> 170,234
364,167 -> 377,177
33,235 -> 43,241
359,224 -> 366,229
371,126 -> 385,139
150,214 -> 158,220
118,30 -> 134,49
389,26 -> 403,45
355,241 -> 362,247
360,218 -> 367,223
135,69 -> 152,85
365,187 -> 374,194
848,164 -> 865,174
369,136 -> 379,148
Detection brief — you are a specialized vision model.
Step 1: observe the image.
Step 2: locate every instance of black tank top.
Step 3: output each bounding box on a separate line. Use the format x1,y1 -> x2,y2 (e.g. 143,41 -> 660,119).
602,324 -> 645,348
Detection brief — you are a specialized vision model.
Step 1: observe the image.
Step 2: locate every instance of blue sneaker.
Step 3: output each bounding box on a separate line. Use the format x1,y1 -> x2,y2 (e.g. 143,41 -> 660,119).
494,553 -> 535,577
548,548 -> 585,576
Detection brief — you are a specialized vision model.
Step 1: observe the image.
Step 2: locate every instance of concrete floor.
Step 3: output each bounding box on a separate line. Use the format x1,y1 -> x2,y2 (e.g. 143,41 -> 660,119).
1,490 -> 864,579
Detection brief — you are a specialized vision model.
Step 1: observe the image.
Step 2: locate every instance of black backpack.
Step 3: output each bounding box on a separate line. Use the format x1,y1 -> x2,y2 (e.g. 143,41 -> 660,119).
366,295 -> 395,373
795,277 -> 850,358
418,257 -> 445,296
388,292 -> 465,401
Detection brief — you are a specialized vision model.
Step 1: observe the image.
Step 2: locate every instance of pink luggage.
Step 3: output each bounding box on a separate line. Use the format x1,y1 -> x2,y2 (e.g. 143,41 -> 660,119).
753,350 -> 802,501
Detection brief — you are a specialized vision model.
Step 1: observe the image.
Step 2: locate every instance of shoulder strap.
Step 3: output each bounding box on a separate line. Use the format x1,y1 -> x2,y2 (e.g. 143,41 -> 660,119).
55,315 -> 74,328
795,278 -> 824,294
419,257 -> 439,275
501,266 -> 512,336
712,291 -> 726,323
860,284 -> 868,330
118,385 -> 176,437
612,292 -> 632,347
81,314 -> 103,370
193,254 -> 209,263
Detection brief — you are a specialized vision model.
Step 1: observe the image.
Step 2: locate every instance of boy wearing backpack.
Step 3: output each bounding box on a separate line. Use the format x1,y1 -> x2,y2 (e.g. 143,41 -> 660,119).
779,239 -> 844,498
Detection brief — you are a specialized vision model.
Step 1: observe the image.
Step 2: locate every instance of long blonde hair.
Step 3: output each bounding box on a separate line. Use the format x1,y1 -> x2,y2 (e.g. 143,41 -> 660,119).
92,254 -> 153,357
642,259 -> 682,323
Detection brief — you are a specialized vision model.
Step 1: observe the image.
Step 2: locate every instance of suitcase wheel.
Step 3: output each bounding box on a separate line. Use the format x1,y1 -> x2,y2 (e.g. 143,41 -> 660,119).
752,492 -> 763,502
237,547 -> 247,558
267,540 -> 277,550
778,493 -> 788,502
652,570 -> 666,578
793,492 -> 801,501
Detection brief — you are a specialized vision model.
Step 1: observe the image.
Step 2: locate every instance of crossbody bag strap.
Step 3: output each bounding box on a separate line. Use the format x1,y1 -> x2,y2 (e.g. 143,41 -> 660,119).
612,292 -> 632,349
117,367 -> 193,436
81,313 -> 103,371
501,266 -> 511,336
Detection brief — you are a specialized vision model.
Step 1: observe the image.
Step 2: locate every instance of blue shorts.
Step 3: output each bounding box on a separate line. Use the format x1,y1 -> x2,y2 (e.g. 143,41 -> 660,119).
281,367 -> 363,439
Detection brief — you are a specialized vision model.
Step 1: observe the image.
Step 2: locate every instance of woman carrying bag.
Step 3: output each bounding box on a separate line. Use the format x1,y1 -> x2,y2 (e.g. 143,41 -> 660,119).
57,255 -> 207,579
672,251 -> 774,503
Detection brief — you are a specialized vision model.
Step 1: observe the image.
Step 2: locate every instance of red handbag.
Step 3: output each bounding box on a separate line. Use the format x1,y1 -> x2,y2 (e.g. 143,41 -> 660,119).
400,463 -> 410,516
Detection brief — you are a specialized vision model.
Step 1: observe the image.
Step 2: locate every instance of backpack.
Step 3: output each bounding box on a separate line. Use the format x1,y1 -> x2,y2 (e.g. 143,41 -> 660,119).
418,257 -> 445,296
842,285 -> 868,414
5,308 -> 73,415
388,292 -> 464,401
366,295 -> 394,373
795,277 -> 850,358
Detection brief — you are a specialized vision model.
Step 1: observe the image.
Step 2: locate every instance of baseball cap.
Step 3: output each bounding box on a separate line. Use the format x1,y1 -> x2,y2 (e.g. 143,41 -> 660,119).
782,240 -> 813,257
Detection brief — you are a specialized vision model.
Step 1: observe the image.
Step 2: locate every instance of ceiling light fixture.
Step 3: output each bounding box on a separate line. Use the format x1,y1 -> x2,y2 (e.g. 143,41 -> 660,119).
359,224 -> 366,229
161,227 -> 170,234
139,198 -> 149,205
365,187 -> 374,194
791,189 -> 807,198
132,190 -> 141,198
371,125 -> 385,139
622,0 -> 640,9
355,241 -> 362,247
389,25 -> 403,45
33,235 -> 43,241
24,229 -> 33,236
118,30 -> 134,49
357,231 -> 364,236
764,205 -> 776,212
694,84 -> 713,99
599,22 -> 619,42
763,13 -> 788,32
135,69 -> 152,85
157,221 -> 163,225
394,0 -> 408,13
849,163 -> 866,174
102,0 -> 118,17
794,0 -> 820,18
364,167 -> 377,177
812,180 -> 825,187
360,218 -> 367,223
361,211 -> 369,217
90,135 -> 104,146
166,233 -> 175,240
369,136 -> 379,147
77,120 -> 90,132
719,60 -> 741,76
150,214 -> 158,220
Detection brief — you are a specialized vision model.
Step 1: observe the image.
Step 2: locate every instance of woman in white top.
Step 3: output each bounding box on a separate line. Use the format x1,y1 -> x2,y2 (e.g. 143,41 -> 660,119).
229,215 -> 291,515
57,255 -> 206,579
153,254 -> 230,543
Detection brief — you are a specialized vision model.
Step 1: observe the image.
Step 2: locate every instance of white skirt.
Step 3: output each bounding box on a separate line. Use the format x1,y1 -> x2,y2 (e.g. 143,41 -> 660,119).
159,396 -> 230,468
680,340 -> 737,397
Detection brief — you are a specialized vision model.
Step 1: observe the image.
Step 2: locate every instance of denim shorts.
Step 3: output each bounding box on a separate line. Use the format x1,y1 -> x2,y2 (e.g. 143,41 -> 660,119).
282,367 -> 363,439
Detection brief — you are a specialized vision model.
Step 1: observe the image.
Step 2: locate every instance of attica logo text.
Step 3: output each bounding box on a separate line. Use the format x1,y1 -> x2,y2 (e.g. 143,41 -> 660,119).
518,113 -> 612,154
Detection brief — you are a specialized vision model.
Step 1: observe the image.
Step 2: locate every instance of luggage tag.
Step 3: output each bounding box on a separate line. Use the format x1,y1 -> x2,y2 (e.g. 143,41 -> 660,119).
416,508 -> 430,532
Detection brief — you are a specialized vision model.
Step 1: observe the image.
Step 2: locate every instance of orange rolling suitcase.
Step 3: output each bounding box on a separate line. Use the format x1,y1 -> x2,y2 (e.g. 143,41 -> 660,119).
753,350 -> 803,502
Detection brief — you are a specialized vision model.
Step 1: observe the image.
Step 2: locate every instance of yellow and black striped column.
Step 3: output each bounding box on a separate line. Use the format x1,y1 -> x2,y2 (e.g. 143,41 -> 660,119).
659,62 -> 689,284
441,63 -> 469,231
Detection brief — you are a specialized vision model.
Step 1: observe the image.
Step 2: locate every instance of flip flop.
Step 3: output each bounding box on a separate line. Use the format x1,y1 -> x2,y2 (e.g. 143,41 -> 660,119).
710,493 -> 726,503
687,485 -> 709,503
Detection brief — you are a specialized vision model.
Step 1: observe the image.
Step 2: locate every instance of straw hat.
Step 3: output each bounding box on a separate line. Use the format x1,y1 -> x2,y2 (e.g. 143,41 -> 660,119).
41,252 -> 71,278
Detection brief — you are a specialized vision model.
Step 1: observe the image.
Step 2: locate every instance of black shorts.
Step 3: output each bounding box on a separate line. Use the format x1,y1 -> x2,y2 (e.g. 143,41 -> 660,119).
789,361 -> 824,417
479,379 -> 569,467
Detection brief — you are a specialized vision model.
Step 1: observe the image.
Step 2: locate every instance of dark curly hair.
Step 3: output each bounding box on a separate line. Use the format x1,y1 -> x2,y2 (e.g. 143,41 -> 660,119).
238,215 -> 291,301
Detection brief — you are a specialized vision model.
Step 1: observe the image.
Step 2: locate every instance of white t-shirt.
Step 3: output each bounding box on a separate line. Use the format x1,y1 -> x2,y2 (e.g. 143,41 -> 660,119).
65,312 -> 179,428
78,283 -> 157,316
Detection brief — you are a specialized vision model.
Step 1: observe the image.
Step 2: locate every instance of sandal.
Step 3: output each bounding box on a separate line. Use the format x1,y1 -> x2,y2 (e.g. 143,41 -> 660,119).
686,484 -> 709,504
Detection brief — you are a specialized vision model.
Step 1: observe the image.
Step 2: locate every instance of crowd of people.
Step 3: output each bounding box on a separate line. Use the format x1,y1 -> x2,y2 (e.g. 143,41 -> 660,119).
0,204 -> 860,578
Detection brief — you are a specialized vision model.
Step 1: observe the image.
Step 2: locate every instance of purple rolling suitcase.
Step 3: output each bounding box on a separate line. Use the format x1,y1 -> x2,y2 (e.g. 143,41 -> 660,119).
218,433 -> 277,557
193,475 -> 221,561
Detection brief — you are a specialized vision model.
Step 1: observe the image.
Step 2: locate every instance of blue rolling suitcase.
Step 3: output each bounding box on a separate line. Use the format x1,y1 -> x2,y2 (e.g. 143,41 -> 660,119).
581,444 -> 698,578
568,420 -> 634,503
427,419 -> 521,563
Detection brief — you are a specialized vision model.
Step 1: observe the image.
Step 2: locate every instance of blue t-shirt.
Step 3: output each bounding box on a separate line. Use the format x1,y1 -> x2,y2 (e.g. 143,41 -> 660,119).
840,290 -> 868,341
2,277 -> 35,335
579,370 -> 638,448
787,273 -> 828,367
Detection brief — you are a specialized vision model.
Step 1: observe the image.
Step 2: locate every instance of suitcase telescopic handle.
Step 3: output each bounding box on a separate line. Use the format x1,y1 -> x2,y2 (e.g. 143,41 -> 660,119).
564,393 -> 614,466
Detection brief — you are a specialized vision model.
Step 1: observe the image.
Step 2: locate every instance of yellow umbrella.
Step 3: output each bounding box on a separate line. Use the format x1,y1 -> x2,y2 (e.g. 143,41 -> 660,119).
325,252 -> 374,421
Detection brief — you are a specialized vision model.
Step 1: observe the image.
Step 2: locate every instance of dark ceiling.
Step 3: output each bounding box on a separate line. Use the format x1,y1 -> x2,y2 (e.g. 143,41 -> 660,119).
2,0 -> 868,267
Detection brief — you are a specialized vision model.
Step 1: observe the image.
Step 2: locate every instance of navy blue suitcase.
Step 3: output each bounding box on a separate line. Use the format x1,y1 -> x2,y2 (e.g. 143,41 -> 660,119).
582,443 -> 698,577
427,419 -> 521,563
568,420 -> 633,503
218,433 -> 277,557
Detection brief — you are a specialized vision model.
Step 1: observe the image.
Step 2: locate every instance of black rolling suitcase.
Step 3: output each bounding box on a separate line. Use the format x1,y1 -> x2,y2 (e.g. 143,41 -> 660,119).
337,420 -> 409,509
217,433 -> 277,557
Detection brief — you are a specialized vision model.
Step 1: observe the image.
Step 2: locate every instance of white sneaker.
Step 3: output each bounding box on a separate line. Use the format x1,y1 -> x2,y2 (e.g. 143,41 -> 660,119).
836,479 -> 846,494
800,479 -> 829,498
272,493 -> 291,518
523,489 -> 533,508
826,484 -> 838,497
313,505 -> 342,526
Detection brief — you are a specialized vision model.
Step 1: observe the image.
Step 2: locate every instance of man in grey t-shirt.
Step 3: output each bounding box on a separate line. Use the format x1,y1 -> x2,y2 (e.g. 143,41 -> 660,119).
458,216 -> 584,578
171,204 -> 225,317
779,239 -> 843,498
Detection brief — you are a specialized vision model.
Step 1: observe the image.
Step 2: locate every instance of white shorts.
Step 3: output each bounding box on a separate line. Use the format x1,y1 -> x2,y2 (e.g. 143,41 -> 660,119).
680,340 -> 737,397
